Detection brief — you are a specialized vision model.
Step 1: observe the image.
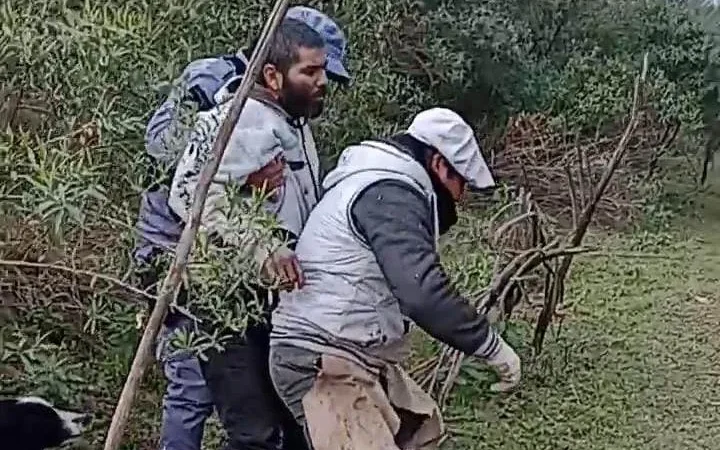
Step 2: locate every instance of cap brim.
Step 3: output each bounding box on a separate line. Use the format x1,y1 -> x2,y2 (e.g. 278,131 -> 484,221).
468,171 -> 497,191
326,57 -> 350,83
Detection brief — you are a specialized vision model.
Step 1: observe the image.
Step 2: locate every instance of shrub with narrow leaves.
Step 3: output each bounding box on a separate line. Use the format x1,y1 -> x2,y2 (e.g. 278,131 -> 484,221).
0,0 -> 714,447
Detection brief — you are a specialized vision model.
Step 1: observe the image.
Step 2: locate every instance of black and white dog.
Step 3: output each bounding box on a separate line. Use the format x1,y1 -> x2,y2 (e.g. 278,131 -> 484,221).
0,396 -> 90,450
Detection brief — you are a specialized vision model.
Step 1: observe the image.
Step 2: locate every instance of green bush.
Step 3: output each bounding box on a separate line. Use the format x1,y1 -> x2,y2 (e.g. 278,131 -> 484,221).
0,0 -> 716,447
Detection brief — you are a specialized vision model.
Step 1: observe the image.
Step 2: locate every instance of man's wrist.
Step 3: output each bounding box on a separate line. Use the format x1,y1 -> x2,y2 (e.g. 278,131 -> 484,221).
473,328 -> 501,360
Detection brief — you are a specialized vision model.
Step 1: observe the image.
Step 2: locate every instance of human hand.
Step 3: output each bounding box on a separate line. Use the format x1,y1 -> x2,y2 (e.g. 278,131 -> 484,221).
247,155 -> 285,200
262,246 -> 305,292
478,335 -> 521,393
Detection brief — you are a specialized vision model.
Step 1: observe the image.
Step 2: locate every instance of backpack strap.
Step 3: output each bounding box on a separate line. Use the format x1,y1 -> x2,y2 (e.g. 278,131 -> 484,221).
221,55 -> 247,77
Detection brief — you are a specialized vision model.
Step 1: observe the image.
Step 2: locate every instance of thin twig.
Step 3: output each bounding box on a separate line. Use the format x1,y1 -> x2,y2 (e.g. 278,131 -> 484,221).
575,143 -> 586,209
0,259 -> 151,303
438,350 -> 463,407
492,211 -> 536,248
564,164 -> 579,229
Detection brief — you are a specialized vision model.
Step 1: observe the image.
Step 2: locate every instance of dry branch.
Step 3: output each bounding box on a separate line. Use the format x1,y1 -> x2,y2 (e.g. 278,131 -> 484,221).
533,52 -> 649,352
482,72 -> 669,231
0,259 -> 152,303
423,53 -> 651,410
101,1 -> 292,449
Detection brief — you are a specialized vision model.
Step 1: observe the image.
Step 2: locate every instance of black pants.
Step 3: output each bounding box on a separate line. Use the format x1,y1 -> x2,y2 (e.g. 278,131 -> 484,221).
200,321 -> 310,450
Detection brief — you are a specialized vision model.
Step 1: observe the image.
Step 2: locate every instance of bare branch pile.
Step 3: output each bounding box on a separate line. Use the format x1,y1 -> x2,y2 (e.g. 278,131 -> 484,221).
478,110 -> 680,230
417,56 -> 654,411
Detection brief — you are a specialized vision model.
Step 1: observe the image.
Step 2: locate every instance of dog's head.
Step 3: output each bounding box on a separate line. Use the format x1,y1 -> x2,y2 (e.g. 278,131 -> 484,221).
3,396 -> 91,449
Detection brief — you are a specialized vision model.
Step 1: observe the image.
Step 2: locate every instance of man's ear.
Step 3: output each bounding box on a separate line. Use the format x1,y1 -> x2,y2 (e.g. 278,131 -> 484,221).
428,152 -> 446,178
261,64 -> 284,92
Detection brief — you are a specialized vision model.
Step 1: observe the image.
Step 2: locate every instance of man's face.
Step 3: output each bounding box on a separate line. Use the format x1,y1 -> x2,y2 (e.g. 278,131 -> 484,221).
280,46 -> 328,119
429,153 -> 467,202
427,152 -> 466,235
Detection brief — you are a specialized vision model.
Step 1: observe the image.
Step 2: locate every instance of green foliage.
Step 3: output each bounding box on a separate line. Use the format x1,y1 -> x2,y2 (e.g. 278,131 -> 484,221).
441,211 -> 495,298
166,185 -> 286,359
0,0 -> 717,447
0,133 -> 112,240
521,0 -> 707,131
686,1 -> 720,180
0,0 -> 286,422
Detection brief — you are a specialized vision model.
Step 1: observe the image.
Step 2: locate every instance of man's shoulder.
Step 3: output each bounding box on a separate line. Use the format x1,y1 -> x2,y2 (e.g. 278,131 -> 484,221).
231,97 -> 290,130
242,96 -> 280,118
350,179 -> 429,223
187,98 -> 290,149
178,96 -> 298,175
360,179 -> 428,205
236,99 -> 303,154
194,96 -> 286,126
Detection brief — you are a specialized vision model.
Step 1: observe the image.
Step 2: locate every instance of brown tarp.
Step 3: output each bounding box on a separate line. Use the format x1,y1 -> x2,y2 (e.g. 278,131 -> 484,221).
302,354 -> 444,450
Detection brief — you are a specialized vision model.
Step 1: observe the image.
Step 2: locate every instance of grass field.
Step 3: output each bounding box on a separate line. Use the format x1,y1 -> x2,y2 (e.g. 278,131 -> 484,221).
442,184 -> 720,450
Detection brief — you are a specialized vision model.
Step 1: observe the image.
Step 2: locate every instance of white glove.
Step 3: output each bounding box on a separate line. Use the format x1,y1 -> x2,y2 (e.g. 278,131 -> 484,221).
476,334 -> 521,393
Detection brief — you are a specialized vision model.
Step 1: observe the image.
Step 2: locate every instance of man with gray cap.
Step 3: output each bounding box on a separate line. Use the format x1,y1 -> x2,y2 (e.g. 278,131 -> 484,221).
132,7 -> 350,450
268,108 -> 521,449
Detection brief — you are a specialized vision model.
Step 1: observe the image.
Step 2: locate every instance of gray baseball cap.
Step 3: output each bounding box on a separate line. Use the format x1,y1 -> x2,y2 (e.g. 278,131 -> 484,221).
407,108 -> 495,189
286,6 -> 350,83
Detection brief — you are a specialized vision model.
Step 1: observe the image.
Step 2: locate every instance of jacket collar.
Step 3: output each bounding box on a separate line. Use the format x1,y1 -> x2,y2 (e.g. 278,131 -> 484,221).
214,76 -> 306,128
248,84 -> 291,120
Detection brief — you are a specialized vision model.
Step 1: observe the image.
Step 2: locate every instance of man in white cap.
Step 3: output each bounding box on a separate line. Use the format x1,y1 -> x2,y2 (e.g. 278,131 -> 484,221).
268,108 -> 521,449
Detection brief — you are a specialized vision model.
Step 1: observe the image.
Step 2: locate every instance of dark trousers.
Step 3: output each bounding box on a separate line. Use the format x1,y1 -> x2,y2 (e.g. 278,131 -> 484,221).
200,321 -> 310,450
141,229 -> 306,450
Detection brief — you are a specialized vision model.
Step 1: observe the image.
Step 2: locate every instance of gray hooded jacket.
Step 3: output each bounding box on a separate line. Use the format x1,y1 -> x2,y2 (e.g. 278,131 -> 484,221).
168,78 -> 321,263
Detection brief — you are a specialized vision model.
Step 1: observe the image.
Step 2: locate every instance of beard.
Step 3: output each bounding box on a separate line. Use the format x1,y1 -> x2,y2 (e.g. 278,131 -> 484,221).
307,98 -> 325,119
430,173 -> 459,236
386,133 -> 459,236
279,80 -> 325,119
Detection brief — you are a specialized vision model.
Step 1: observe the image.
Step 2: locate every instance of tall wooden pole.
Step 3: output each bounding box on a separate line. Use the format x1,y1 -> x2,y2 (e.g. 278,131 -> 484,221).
102,1 -> 292,448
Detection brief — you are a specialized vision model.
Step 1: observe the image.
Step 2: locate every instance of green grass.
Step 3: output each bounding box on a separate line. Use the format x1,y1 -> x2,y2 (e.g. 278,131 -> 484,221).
442,186 -> 720,450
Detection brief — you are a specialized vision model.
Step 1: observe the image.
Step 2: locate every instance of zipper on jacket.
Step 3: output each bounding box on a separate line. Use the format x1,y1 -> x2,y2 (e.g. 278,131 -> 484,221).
297,121 -> 320,203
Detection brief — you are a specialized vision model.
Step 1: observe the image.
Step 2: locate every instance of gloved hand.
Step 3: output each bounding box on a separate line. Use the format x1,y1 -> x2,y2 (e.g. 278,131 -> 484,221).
475,334 -> 521,393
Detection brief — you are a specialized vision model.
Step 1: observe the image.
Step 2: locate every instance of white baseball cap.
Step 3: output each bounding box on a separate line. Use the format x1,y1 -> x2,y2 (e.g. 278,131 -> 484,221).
407,108 -> 495,189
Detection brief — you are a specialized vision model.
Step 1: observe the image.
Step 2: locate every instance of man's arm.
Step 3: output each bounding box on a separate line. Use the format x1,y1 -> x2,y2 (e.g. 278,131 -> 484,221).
168,112 -> 301,290
350,180 -> 500,357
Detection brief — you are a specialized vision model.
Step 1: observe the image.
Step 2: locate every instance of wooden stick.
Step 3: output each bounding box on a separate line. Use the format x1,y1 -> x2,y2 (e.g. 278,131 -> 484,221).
101,1 -> 292,448
533,52 -> 649,353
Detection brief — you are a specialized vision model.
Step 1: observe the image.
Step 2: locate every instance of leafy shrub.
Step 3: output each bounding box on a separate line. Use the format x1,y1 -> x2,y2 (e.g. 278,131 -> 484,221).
0,0 -> 715,447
